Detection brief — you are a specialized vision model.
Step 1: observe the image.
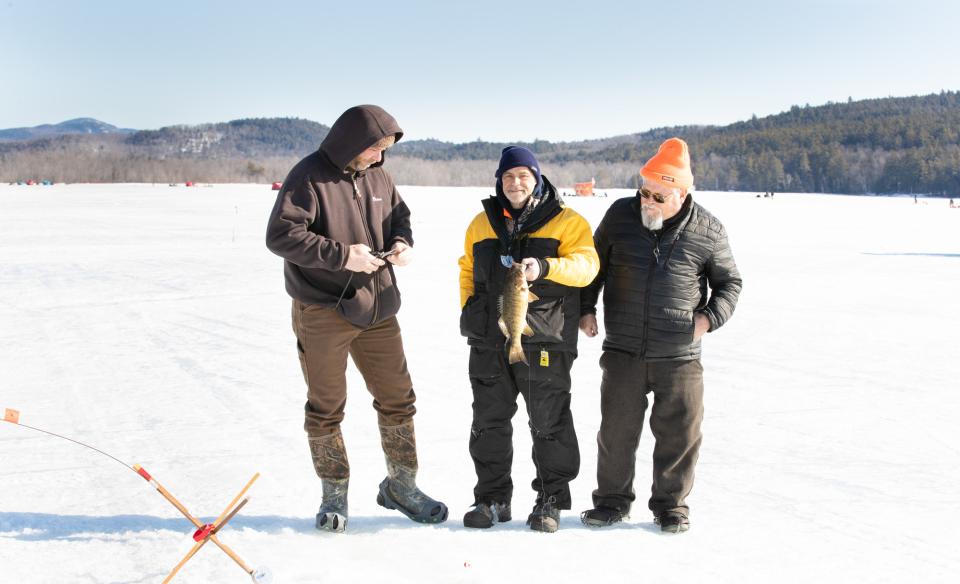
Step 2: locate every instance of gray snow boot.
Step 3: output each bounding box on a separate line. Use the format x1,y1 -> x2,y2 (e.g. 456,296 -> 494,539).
316,478 -> 348,533
308,431 -> 350,533
375,422 -> 449,524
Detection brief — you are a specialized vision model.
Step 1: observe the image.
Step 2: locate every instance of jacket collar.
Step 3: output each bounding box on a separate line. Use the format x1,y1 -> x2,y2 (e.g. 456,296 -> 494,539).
482,175 -> 562,244
633,192 -> 694,236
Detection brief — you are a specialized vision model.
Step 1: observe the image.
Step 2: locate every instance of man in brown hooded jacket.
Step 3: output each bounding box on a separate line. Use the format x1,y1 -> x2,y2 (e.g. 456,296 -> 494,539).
266,104 -> 447,532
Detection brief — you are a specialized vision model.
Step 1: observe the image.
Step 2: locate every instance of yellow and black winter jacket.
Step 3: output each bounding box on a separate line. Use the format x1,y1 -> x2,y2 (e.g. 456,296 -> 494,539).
458,177 -> 599,354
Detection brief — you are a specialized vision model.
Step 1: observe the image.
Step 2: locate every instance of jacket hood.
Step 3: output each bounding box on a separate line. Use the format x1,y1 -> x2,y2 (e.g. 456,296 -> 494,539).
320,105 -> 404,172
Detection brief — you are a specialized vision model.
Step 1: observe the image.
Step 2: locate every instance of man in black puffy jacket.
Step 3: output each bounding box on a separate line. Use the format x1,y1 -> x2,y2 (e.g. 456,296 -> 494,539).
579,138 -> 742,533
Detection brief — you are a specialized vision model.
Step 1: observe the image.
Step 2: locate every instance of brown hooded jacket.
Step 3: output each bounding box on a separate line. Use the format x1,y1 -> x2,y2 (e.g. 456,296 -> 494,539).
265,105 -> 411,327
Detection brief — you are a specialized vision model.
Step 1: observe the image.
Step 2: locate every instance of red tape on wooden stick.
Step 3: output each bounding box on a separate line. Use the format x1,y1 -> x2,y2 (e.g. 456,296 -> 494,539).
133,464 -> 152,481
192,524 -> 215,542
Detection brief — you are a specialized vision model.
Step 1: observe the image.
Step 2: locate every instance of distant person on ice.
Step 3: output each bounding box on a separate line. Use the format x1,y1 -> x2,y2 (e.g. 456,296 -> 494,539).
458,146 -> 599,532
265,104 -> 447,532
579,138 -> 742,533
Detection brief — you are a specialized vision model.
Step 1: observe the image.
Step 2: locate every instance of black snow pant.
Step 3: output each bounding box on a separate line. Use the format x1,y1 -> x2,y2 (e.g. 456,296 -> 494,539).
592,350 -> 704,517
467,347 -> 580,509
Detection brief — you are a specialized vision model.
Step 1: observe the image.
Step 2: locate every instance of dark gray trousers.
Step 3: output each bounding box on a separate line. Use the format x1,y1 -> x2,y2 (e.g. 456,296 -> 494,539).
592,350 -> 704,517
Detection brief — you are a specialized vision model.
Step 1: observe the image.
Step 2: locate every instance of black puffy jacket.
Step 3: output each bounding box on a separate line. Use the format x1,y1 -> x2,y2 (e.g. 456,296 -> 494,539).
581,193 -> 742,360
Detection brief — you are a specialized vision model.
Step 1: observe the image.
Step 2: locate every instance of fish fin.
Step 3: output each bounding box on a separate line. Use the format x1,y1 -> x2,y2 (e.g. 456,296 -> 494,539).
497,295 -> 504,314
508,343 -> 527,365
522,323 -> 534,337
498,317 -> 510,337
527,291 -> 539,302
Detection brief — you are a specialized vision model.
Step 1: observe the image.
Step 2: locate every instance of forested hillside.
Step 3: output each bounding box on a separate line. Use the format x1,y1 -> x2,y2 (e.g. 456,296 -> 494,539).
2,92 -> 958,194
392,91 -> 960,194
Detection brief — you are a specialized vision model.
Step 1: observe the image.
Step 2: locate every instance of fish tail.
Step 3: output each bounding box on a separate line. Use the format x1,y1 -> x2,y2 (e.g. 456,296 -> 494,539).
508,341 -> 527,365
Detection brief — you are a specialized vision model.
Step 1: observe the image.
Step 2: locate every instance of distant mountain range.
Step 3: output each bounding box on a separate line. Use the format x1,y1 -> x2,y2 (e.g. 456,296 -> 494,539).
2,91 -> 958,194
0,118 -> 137,142
0,117 -> 331,158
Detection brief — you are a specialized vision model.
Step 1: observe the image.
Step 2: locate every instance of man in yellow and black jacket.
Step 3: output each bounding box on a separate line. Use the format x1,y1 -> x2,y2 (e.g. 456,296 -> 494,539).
458,146 -> 599,533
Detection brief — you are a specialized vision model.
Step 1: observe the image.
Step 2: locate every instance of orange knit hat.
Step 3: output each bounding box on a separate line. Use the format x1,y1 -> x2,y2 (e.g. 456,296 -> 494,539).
640,137 -> 694,190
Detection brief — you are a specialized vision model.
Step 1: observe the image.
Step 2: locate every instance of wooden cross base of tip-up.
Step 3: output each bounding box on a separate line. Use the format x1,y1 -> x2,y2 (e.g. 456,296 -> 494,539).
2,407 -> 270,583
132,465 -> 272,583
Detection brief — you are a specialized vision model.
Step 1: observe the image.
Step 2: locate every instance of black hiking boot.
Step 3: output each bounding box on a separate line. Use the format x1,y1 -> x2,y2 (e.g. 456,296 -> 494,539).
463,502 -> 512,529
527,496 -> 560,533
315,478 -> 348,533
580,506 -> 628,527
376,474 -> 449,524
655,511 -> 690,533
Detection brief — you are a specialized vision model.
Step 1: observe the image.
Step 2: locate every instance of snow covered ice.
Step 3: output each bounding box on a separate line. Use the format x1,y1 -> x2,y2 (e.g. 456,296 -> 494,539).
1,183 -> 959,583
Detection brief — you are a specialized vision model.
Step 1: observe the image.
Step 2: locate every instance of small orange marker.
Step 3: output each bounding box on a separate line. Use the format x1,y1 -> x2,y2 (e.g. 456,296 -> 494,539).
3,408 -> 19,424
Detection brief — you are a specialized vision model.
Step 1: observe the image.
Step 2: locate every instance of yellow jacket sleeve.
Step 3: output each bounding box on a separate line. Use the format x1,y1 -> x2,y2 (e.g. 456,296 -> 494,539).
542,209 -> 600,288
459,212 -> 495,308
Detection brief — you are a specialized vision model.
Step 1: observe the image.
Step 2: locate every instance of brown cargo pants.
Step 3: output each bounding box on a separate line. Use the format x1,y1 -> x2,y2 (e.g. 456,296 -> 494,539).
292,300 -> 417,437
592,350 -> 704,517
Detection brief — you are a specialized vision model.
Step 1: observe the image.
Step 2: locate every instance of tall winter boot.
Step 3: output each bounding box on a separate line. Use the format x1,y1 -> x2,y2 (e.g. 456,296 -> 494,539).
375,422 -> 449,524
308,431 -> 350,533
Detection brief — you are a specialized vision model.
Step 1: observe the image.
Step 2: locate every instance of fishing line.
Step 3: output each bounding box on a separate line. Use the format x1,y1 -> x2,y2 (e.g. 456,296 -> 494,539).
520,353 -> 550,511
334,272 -> 355,310
5,417 -> 134,473
335,249 -> 393,310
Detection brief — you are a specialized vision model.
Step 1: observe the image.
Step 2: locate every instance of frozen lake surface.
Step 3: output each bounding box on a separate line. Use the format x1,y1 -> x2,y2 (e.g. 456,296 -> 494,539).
1,183 -> 959,583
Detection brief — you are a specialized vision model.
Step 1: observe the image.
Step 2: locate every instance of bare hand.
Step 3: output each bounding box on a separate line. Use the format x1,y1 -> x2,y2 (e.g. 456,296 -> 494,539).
579,314 -> 598,337
344,243 -> 385,274
520,257 -> 541,281
386,242 -> 413,267
693,313 -> 710,341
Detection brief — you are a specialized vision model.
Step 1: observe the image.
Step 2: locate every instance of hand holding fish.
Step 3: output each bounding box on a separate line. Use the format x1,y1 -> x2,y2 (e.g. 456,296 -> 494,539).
520,257 -> 541,281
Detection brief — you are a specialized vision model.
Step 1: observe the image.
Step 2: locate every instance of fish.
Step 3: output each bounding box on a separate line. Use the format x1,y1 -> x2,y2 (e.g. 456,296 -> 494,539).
498,263 -> 539,365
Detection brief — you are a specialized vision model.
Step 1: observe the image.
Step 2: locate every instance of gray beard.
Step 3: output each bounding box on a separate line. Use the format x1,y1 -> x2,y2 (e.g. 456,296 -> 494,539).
641,208 -> 663,230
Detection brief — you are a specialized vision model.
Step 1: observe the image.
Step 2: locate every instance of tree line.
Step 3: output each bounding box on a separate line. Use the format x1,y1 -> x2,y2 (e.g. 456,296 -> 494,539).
2,92 -> 959,194
0,149 -> 637,189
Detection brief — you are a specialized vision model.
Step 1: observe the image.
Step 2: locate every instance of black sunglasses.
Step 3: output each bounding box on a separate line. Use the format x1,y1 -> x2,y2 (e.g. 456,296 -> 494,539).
638,188 -> 670,204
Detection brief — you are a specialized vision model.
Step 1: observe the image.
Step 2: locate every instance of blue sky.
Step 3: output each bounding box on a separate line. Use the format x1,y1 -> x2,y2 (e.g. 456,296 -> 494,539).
3,0 -> 959,142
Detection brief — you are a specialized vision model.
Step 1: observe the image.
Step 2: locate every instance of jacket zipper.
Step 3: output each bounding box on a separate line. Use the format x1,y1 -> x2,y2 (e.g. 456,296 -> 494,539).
660,210 -> 692,269
352,175 -> 380,326
640,232 -> 661,357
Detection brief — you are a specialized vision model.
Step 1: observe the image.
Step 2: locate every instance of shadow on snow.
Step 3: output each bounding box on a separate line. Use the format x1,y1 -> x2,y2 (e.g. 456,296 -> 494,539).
0,511 -> 660,540
862,252 -> 960,258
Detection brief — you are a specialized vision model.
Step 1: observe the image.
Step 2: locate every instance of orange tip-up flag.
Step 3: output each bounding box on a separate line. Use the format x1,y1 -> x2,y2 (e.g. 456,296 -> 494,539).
3,408 -> 20,424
